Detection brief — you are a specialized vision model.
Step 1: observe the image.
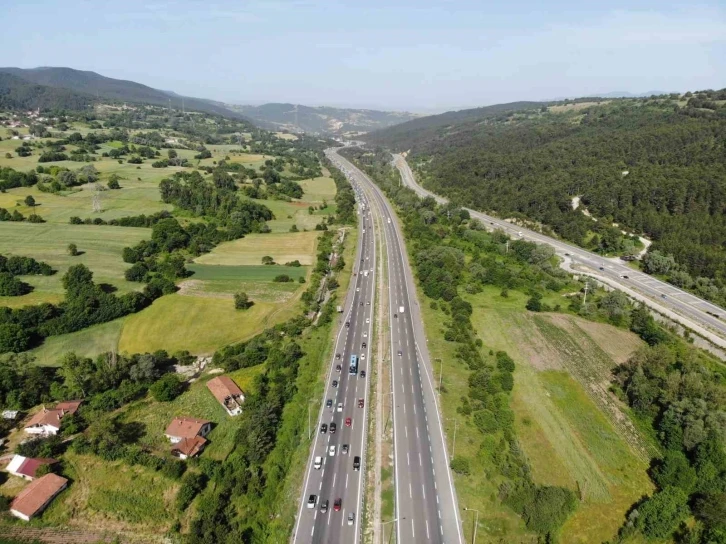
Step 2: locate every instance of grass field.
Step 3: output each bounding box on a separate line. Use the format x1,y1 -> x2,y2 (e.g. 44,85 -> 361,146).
0,222 -> 148,307
29,318 -> 126,366
416,283 -> 652,543
194,232 -> 320,266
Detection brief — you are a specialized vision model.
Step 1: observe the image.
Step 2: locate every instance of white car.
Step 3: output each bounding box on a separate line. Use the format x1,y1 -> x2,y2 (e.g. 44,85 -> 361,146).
363,332 -> 368,338
314,456 -> 322,469
360,354 -> 365,360
329,445 -> 336,457
366,318 -> 370,324
337,402 -> 343,413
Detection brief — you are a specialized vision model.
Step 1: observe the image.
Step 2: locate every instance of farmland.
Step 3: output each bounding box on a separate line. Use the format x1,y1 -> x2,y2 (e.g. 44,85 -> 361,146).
423,285 -> 652,543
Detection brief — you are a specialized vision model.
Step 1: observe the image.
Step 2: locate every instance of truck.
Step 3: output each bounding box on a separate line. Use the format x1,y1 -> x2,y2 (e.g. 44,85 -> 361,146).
399,306 -> 405,314
349,355 -> 358,375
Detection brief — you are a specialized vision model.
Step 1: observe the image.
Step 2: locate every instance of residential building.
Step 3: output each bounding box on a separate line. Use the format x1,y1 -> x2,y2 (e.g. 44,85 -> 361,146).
10,473 -> 68,521
164,417 -> 211,444
171,436 -> 207,460
23,401 -> 82,436
206,376 -> 245,416
6,456 -> 57,481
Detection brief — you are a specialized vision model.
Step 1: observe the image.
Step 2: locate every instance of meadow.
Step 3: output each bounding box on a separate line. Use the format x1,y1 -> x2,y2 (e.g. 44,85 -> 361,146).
422,285 -> 652,543
193,232 -> 320,266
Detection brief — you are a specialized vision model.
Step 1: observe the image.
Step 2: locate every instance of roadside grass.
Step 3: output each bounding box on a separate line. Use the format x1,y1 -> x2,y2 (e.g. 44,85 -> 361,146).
193,232 -> 320,266
297,172 -> 337,203
29,318 -> 126,366
117,293 -> 298,355
118,365 -> 265,460
39,451 -> 178,534
0,222 -> 148,306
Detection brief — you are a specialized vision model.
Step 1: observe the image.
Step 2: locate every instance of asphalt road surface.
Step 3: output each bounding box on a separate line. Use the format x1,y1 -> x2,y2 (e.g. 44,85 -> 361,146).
292,195 -> 376,544
393,154 -> 726,346
327,148 -> 464,544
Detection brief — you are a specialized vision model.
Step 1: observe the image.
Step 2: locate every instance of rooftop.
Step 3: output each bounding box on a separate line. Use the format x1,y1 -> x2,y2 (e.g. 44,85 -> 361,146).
10,473 -> 67,519
165,417 -> 210,440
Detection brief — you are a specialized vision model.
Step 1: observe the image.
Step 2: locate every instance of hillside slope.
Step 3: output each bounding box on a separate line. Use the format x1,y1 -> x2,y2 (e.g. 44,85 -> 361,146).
367,92 -> 726,303
230,102 -> 417,135
0,72 -> 93,111
0,66 -> 237,117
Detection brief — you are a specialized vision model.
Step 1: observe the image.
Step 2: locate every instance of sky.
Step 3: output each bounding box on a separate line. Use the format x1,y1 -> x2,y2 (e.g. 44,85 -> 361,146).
2,0 -> 726,112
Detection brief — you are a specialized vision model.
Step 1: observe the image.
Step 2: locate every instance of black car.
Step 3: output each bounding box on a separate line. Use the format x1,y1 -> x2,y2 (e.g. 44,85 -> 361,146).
345,322 -> 350,328
360,370 -> 366,378
342,444 -> 349,454
320,423 -> 327,434
353,456 -> 361,471
336,353 -> 341,359
336,364 -> 342,372
394,313 -> 397,318
332,380 -> 339,388
326,399 -> 333,408
362,342 -> 366,349
330,422 -> 337,434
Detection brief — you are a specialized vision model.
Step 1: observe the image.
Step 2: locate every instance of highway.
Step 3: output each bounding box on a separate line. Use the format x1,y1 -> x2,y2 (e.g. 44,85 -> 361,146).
327,148 -> 464,544
393,154 -> 726,348
292,190 -> 376,544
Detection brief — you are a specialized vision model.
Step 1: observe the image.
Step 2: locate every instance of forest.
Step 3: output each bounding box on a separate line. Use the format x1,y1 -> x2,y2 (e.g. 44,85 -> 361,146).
366,91 -> 726,306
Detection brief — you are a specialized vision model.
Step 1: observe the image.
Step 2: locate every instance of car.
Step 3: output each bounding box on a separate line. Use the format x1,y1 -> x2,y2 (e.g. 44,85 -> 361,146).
360,370 -> 366,378
326,399 -> 333,408
329,445 -> 336,456
393,313 -> 397,318
345,321 -> 350,328
330,422 -> 337,434
348,512 -> 355,526
398,350 -> 402,356
366,318 -> 370,324
320,499 -> 329,513
332,380 -> 338,388
361,353 -> 366,360
360,301 -> 363,306
345,417 -> 352,427
367,301 -> 371,305
620,274 -> 629,279
336,364 -> 342,372
362,342 -> 366,349
363,332 -> 368,337
599,266 -> 605,270
564,252 -> 570,256
337,402 -> 343,412
314,456 -> 323,469
336,353 -> 341,359
342,444 -> 349,454
353,456 -> 361,471
307,494 -> 317,509
661,294 -> 667,299
334,498 -> 342,511
356,288 -> 360,292
358,398 -> 364,408
320,423 -> 327,433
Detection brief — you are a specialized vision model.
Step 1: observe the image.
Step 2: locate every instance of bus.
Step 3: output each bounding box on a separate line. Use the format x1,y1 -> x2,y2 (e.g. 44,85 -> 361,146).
349,355 -> 358,375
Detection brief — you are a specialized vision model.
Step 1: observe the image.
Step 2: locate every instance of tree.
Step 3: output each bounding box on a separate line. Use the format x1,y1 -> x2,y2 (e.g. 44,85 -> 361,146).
167,149 -> 178,160
526,293 -> 543,312
599,290 -> 629,324
234,292 -> 253,310
0,323 -> 31,353
262,256 -> 275,265
450,456 -> 471,475
107,174 -> 121,190
651,450 -> 697,494
67,243 -> 79,256
635,486 -> 690,539
24,195 -> 35,207
149,374 -> 184,401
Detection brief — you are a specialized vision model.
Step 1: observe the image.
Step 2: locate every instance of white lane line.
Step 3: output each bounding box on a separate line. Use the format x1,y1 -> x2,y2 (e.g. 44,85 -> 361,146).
407,452 -> 410,466
409,482 -> 412,498
422,483 -> 426,500
412,518 -> 415,539
426,520 -> 430,540
333,473 -> 337,488
346,473 -> 349,489
419,452 -> 422,466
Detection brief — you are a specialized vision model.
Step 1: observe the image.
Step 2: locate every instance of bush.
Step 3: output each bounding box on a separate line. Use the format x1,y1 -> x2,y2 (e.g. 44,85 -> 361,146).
273,274 -> 292,283
450,456 -> 471,475
176,472 -> 207,510
234,292 -> 253,310
67,243 -> 79,256
522,485 -> 578,535
149,374 -> 185,401
636,486 -> 690,539
526,293 -> 543,312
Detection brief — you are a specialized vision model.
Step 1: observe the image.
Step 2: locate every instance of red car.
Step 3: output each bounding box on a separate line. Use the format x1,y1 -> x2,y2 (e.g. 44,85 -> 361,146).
334,498 -> 342,512
345,417 -> 352,427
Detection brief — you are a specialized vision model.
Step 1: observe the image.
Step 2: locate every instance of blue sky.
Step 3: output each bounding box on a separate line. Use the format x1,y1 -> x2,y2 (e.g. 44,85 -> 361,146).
2,0 -> 725,112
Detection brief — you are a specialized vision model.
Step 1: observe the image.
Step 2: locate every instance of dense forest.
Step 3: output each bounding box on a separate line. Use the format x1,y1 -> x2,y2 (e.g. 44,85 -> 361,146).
341,146 -> 726,544
366,91 -> 726,305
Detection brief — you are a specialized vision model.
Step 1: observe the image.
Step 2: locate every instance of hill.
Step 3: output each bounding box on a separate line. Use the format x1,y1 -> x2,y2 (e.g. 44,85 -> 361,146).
0,72 -> 93,111
0,67 -> 237,117
229,102 -> 418,135
366,91 -> 726,305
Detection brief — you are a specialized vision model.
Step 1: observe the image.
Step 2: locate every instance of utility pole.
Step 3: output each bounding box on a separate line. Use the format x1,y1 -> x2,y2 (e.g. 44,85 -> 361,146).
381,518 -> 399,544
307,399 -> 317,440
582,281 -> 589,310
505,240 -> 509,254
435,358 -> 443,392
446,417 -> 458,457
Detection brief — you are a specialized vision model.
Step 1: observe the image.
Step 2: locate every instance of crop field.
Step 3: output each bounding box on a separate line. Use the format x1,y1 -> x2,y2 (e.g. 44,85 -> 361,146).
194,232 -> 320,266
0,222 -> 147,307
29,318 -> 126,366
297,171 -> 337,202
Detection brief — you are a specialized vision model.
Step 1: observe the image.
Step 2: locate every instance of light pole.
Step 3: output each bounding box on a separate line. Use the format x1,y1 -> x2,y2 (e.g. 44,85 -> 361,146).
446,417 -> 458,457
464,508 -> 481,544
307,399 -> 318,440
381,517 -> 399,544
435,358 -> 443,392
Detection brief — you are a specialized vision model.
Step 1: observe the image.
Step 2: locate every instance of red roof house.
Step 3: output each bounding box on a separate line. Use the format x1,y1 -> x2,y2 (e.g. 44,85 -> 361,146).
10,473 -> 68,521
206,376 -> 245,416
6,455 -> 57,481
171,436 -> 207,460
23,400 -> 82,436
164,417 -> 211,444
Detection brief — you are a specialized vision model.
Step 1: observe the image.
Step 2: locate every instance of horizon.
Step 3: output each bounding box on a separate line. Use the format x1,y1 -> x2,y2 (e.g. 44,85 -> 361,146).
2,1 -> 725,112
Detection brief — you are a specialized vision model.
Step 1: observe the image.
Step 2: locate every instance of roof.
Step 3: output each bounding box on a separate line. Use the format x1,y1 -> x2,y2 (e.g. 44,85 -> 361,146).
206,376 -> 244,404
24,409 -> 63,431
55,400 -> 83,415
10,473 -> 67,518
172,436 -> 207,458
7,456 -> 57,479
165,417 -> 210,439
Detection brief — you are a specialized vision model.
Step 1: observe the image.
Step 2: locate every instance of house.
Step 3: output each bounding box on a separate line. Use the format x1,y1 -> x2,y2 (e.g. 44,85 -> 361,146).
206,376 -> 245,416
6,455 -> 57,481
24,401 -> 82,436
164,417 -> 211,444
10,473 -> 68,521
171,436 -> 207,460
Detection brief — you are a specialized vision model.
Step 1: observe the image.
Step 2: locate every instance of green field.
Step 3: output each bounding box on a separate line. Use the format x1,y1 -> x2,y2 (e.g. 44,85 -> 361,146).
0,222 -> 148,307
193,232 -> 320,266
29,318 -> 126,366
417,284 -> 652,543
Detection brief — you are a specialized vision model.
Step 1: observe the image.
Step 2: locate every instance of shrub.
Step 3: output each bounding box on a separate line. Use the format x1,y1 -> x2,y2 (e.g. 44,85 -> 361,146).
522,485 -> 578,535
234,292 -> 253,310
67,243 -> 79,256
450,456 -> 471,475
149,374 -> 184,401
176,472 -> 207,510
273,274 -> 292,283
636,486 -> 690,539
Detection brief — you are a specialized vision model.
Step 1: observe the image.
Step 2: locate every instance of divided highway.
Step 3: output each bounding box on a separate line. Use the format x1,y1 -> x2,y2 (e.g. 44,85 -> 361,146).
393,154 -> 726,347
328,148 -> 463,544
292,194 -> 376,544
